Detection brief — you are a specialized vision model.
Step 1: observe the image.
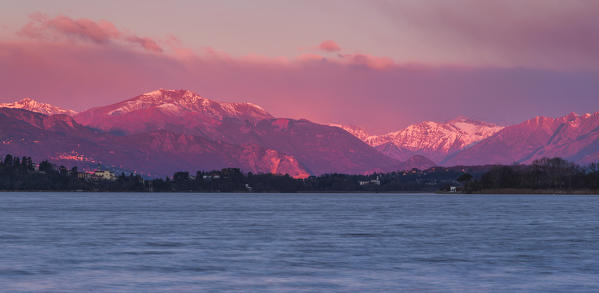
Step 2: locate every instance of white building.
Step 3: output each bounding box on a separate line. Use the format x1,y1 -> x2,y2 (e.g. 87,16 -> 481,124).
93,170 -> 117,181
359,176 -> 381,186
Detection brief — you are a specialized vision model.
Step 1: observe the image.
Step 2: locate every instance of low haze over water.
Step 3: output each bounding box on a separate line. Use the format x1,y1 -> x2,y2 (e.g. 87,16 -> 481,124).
1,193 -> 598,292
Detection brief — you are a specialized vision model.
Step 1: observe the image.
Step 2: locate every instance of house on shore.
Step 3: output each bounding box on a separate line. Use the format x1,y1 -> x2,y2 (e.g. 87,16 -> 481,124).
77,170 -> 117,181
359,175 -> 381,186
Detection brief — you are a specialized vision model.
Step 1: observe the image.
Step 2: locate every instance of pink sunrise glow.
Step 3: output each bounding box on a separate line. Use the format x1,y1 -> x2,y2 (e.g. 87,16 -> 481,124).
1,1 -> 599,133
2,4 -> 599,291
319,40 -> 341,52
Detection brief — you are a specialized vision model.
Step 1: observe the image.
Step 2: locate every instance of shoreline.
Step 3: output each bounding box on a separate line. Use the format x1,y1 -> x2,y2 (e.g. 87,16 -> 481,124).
1,189 -> 599,194
469,188 -> 599,195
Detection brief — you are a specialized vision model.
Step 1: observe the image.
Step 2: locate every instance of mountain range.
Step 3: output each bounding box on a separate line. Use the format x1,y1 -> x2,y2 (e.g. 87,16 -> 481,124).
1,90 -> 599,177
0,91 -> 433,177
331,113 -> 599,167
442,113 -> 599,166
333,118 -> 504,162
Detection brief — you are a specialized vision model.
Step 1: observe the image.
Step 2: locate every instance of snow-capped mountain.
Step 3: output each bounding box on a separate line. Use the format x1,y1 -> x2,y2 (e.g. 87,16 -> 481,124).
443,112 -> 599,166
332,117 -> 503,163
104,89 -> 270,120
73,89 -> 434,175
0,98 -> 77,116
0,107 -> 310,178
0,98 -> 430,177
3,91 -> 599,175
75,89 -> 273,134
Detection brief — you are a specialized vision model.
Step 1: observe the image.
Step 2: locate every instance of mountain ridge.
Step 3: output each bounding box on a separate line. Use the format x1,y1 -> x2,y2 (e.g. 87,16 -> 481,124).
0,108 -> 312,178
330,117 -> 504,163
443,112 -> 599,166
0,91 -> 434,177
74,89 -> 273,135
4,90 -> 599,174
0,98 -> 78,116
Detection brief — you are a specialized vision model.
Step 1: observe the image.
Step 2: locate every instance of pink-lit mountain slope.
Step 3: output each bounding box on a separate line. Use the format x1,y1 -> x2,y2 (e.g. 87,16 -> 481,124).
443,112 -> 599,166
0,108 -> 309,178
74,89 -> 272,135
327,123 -> 371,141
0,105 -> 429,177
0,98 -> 77,116
214,118 -> 434,174
332,117 -> 503,163
73,89 -> 430,175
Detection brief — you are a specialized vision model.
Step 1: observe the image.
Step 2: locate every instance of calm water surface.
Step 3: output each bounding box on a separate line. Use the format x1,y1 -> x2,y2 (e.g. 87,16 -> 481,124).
1,192 -> 598,292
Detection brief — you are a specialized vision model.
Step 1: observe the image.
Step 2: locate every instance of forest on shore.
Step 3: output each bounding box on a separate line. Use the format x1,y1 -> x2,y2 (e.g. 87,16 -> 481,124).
0,154 -> 598,193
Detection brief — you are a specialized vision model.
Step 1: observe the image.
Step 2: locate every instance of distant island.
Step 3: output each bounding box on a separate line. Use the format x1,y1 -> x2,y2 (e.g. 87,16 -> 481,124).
0,154 -> 597,194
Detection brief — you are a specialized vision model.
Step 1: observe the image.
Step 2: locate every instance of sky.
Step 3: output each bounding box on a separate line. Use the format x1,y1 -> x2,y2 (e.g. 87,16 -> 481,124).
1,0 -> 599,134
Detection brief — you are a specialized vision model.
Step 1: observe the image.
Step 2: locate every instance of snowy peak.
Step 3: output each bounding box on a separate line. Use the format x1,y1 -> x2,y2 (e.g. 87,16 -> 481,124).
447,115 -> 500,129
368,117 -> 503,150
335,117 -> 503,163
443,118 -> 504,146
74,89 -> 274,135
103,89 -> 272,120
0,98 -> 77,116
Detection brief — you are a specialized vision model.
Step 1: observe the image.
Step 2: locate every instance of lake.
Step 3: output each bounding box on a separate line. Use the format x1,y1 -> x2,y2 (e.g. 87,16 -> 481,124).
1,192 -> 598,292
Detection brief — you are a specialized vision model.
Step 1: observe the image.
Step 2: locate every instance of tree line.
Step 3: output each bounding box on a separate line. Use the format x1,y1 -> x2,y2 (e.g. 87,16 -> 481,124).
0,154 -> 597,193
461,157 -> 599,193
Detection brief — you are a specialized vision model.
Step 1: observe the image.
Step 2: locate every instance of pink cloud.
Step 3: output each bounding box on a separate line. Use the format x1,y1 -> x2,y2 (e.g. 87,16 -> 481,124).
17,22 -> 43,39
46,16 -> 119,43
20,13 -> 119,43
125,36 -> 163,53
15,14 -> 396,70
319,40 -> 341,52
164,35 -> 197,58
3,12 -> 599,133
2,38 -> 599,134
18,13 -> 163,53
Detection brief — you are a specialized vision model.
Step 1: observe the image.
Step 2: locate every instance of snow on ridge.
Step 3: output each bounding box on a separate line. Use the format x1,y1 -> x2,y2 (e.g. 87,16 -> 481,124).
0,98 -> 77,116
337,117 -> 504,155
104,89 -> 272,120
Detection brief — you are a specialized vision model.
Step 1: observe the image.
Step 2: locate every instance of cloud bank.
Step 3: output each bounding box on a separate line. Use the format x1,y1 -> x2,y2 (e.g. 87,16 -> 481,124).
18,13 -> 163,52
375,0 -> 599,70
319,40 -> 341,52
1,12 -> 599,133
